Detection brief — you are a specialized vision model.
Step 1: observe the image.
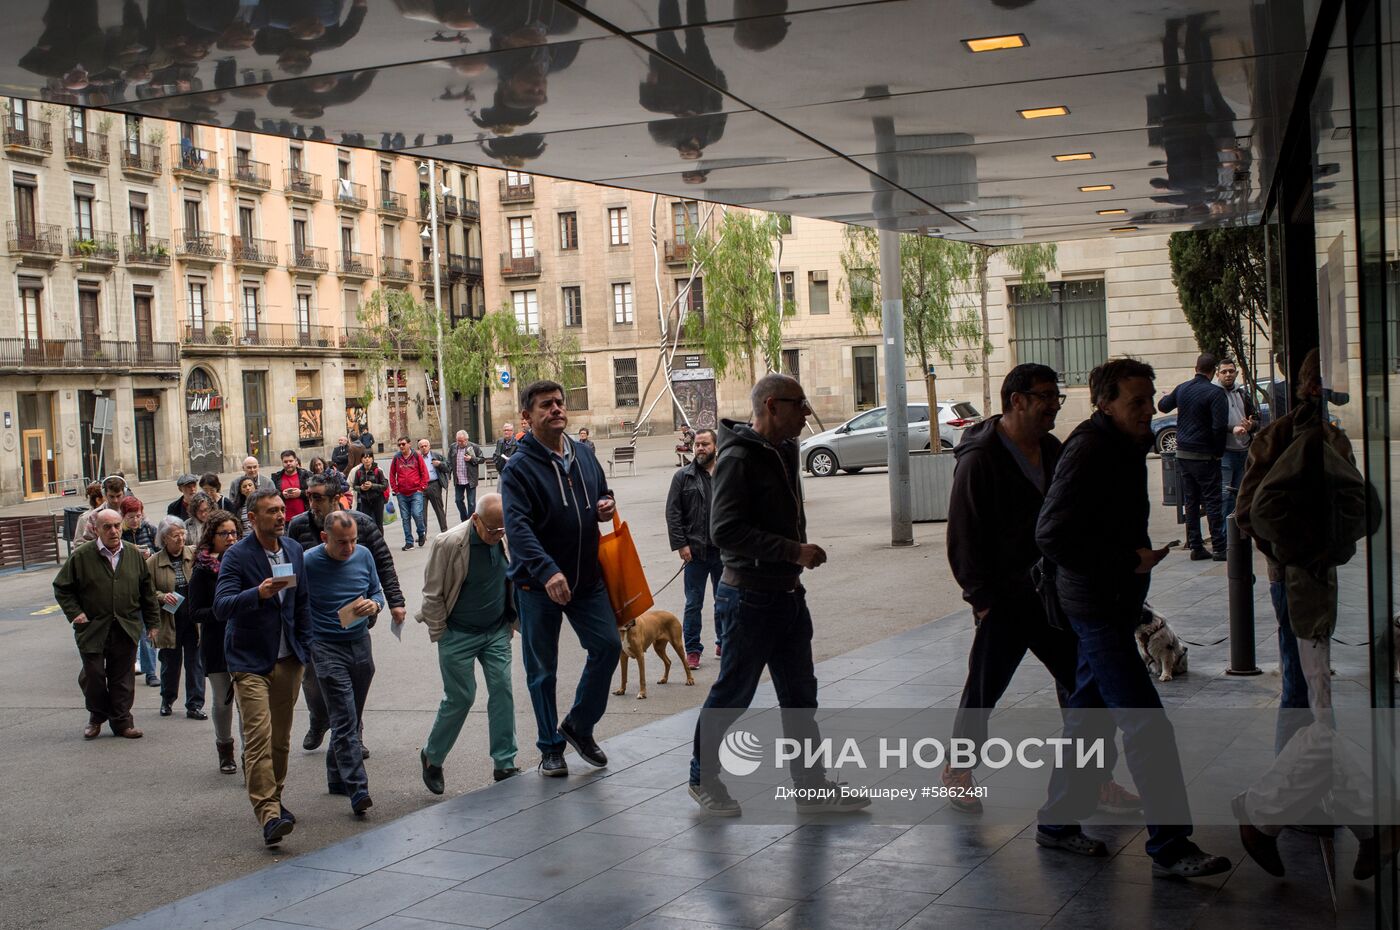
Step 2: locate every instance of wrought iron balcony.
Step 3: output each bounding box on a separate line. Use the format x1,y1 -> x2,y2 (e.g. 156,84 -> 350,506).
124,234 -> 171,267
285,168 -> 322,200
288,244 -> 328,274
499,179 -> 534,203
443,194 -> 459,217
665,239 -> 692,264
334,179 -> 367,210
171,144 -> 219,181
380,256 -> 414,282
232,236 -> 278,268
67,228 -> 119,263
7,221 -> 63,258
230,158 -> 271,191
0,338 -> 178,370
175,229 -> 228,262
120,142 -> 161,176
337,250 -> 373,278
459,198 -> 480,222
378,190 -> 407,217
3,116 -> 51,156
500,250 -> 541,278
64,132 -> 109,169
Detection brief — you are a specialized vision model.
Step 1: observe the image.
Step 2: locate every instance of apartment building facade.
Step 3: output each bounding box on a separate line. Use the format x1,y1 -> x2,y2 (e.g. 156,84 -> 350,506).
478,169 -> 1211,439
0,103 -> 481,504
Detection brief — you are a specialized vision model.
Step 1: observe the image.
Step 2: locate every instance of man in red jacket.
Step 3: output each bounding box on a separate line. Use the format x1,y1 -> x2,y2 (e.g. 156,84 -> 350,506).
389,436 -> 429,551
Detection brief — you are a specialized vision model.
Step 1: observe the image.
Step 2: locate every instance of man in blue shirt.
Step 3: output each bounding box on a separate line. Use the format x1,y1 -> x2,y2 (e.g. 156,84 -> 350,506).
418,438 -> 449,533
1158,353 -> 1230,560
303,511 -> 385,816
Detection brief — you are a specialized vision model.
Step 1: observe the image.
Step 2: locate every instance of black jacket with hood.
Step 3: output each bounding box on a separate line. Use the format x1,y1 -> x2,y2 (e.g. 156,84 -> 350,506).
665,459 -> 715,559
500,432 -> 614,591
946,416 -> 1062,616
1035,411 -> 1153,618
710,419 -> 805,590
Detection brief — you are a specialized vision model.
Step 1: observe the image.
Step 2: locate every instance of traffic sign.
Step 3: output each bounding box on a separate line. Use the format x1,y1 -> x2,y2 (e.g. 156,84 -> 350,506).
499,370 -> 512,387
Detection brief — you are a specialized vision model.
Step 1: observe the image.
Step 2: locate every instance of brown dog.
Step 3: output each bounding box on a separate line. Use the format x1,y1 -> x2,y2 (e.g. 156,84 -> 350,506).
613,609 -> 694,699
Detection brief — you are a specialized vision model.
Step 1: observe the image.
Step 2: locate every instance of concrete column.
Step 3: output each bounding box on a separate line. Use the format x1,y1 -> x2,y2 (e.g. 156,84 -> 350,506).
880,228 -> 913,547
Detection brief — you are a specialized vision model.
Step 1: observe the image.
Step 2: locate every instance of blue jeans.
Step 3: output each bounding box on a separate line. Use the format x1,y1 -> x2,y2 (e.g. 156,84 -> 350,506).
1271,581 -> 1311,753
137,634 -> 158,681
1039,608 -> 1195,864
690,583 -> 824,786
1220,449 -> 1248,518
453,483 -> 477,522
311,636 -> 375,795
396,491 -> 426,545
516,580 -> 622,753
682,550 -> 724,656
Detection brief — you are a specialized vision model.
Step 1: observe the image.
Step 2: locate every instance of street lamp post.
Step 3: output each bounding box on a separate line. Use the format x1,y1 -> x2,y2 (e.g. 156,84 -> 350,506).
421,159 -> 450,458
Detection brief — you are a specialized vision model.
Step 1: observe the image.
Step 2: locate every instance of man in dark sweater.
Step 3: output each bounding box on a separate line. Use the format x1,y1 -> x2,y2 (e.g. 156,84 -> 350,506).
288,473 -> 405,752
1036,358 -> 1230,880
688,374 -> 867,817
501,379 -> 621,777
943,364 -> 1138,817
1158,353 -> 1229,560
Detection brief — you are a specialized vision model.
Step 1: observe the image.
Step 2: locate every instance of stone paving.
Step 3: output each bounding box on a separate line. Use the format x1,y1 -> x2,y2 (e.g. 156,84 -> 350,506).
107,553 -> 1379,930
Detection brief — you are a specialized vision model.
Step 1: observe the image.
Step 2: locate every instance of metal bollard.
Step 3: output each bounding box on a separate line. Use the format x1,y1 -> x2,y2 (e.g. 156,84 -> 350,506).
1225,513 -> 1261,676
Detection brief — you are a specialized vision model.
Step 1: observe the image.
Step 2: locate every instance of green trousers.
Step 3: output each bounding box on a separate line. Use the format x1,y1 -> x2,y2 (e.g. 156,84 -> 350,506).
424,623 -> 517,769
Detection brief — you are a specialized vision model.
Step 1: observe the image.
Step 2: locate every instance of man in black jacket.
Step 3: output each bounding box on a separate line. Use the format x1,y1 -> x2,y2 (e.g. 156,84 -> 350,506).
330,436 -> 352,475
688,374 -> 867,817
943,365 -> 1138,817
492,422 -> 519,475
1158,353 -> 1229,560
287,474 -> 406,751
1036,358 -> 1230,880
665,428 -> 721,670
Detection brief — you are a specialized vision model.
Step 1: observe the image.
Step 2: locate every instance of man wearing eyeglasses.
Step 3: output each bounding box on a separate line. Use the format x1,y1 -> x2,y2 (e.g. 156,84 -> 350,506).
416,492 -> 520,793
389,436 -> 430,551
942,364 -> 1141,821
288,473 -> 406,752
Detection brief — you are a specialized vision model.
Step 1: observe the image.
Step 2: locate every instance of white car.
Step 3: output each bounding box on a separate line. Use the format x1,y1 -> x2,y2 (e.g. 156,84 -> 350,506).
800,401 -> 982,477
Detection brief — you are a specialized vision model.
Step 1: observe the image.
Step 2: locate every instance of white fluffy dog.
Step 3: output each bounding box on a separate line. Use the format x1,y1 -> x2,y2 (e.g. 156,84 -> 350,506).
1135,607 -> 1188,682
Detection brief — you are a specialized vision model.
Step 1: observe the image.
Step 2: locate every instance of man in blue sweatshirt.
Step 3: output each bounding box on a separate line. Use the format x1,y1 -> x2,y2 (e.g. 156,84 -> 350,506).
303,511 -> 385,815
500,379 -> 621,777
1158,353 -> 1230,561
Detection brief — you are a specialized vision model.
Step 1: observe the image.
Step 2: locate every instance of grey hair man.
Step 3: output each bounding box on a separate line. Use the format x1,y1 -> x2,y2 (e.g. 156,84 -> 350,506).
242,456 -> 276,492
417,492 -> 519,792
689,373 -> 867,816
449,429 -> 484,522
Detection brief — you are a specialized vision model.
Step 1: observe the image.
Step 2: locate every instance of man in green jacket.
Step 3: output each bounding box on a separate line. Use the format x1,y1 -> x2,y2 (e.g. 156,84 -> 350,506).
53,508 -> 162,740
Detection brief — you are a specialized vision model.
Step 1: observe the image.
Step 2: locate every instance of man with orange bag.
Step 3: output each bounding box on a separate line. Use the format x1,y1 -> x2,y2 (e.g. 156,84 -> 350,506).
500,379 -> 622,778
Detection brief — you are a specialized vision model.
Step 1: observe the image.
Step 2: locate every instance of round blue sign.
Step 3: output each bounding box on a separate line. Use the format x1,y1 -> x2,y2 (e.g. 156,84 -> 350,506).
499,371 -> 512,387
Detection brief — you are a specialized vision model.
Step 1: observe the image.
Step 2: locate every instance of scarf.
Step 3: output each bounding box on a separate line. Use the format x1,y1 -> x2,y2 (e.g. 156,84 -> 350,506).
196,549 -> 223,573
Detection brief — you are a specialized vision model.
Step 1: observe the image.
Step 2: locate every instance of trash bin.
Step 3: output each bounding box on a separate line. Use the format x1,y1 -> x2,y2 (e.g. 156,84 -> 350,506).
1159,452 -> 1185,525
62,505 -> 86,542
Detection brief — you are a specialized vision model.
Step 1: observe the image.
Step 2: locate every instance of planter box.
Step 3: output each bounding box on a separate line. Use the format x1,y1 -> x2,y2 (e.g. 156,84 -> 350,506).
910,450 -> 956,522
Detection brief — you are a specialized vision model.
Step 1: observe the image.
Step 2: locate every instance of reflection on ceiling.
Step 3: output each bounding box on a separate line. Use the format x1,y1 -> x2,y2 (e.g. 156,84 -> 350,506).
0,0 -> 1321,244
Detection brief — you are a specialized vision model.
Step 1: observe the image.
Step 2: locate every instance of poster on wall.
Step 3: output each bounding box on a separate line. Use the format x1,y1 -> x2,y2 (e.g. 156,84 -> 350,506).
1317,234 -> 1351,403
670,368 -> 717,429
298,399 -> 324,448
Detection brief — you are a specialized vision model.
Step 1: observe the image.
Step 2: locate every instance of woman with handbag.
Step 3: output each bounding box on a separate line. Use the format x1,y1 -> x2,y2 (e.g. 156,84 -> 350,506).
348,447 -> 388,527
189,510 -> 242,774
147,517 -> 204,720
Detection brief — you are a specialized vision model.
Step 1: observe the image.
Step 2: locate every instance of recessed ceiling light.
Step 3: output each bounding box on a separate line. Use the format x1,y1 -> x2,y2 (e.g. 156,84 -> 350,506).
1079,184 -> 1115,192
962,34 -> 1027,53
1097,209 -> 1128,216
1019,106 -> 1069,120
1110,226 -> 1138,233
1053,152 -> 1094,162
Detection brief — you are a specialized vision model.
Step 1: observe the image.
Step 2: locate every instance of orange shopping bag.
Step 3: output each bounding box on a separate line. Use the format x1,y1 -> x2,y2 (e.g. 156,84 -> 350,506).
597,511 -> 653,627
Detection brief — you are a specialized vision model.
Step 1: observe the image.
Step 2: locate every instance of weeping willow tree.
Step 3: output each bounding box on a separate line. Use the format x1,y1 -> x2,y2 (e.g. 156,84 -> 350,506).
972,243 -> 1058,413
686,211 -> 785,383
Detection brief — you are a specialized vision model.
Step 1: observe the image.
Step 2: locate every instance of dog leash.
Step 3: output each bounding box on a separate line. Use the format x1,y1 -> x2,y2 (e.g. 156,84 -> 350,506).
650,564 -> 686,599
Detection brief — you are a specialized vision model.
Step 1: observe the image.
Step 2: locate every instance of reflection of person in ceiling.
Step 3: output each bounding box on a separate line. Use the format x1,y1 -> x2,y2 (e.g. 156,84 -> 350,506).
731,0 -> 790,51
480,133 -> 547,168
20,0 -> 125,90
640,0 -> 731,159
253,0 -> 368,75
1147,14 -> 1236,209
266,69 -> 376,119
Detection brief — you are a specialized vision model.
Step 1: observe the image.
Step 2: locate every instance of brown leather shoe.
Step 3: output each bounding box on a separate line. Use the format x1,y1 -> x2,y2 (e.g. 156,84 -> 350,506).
114,727 -> 144,739
83,723 -> 102,740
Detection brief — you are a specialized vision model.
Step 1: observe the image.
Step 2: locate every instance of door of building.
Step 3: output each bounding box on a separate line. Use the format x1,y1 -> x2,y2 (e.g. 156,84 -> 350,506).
133,290 -> 153,361
243,371 -> 270,464
21,429 -> 47,499
134,409 -> 157,481
79,289 -> 100,353
186,368 -> 224,474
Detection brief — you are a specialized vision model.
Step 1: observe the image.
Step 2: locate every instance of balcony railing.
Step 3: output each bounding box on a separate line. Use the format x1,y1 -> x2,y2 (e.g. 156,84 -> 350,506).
378,190 -> 407,217
67,229 -> 119,263
418,194 -> 444,221
171,144 -> 219,181
288,244 -> 328,274
285,168 -> 322,200
7,221 -> 63,257
233,321 -> 337,349
665,239 -> 692,264
499,179 -> 534,203
337,250 -> 373,277
120,142 -> 160,175
177,303 -> 233,345
334,179 -> 367,210
232,236 -> 278,267
380,256 -> 414,282
64,132 -> 109,168
459,198 -> 480,222
124,234 -> 171,266
0,338 -> 178,369
447,254 -> 484,281
443,194 -> 459,217
419,261 -> 449,283
500,250 -> 540,277
230,158 -> 271,190
3,116 -> 51,156
175,229 -> 228,261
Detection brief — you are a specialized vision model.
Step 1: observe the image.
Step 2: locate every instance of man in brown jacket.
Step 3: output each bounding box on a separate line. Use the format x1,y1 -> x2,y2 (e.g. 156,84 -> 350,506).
53,508 -> 162,739
416,492 -> 518,793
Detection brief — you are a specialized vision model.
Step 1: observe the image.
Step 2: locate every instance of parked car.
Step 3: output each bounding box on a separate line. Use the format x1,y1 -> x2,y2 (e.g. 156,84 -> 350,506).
1150,379 -> 1338,454
800,401 -> 982,477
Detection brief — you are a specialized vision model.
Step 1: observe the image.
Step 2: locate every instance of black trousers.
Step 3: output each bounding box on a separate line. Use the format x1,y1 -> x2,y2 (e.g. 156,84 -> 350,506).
1178,456 -> 1225,551
80,623 -> 138,732
951,604 -> 1111,771
423,480 -> 447,532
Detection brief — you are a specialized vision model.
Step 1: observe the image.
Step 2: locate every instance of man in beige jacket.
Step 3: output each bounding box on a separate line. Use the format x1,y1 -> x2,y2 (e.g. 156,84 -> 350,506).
416,493 -> 519,793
